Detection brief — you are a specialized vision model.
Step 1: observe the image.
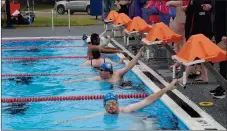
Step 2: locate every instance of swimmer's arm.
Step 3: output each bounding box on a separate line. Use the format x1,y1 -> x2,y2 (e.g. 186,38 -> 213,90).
99,38 -> 111,47
105,57 -> 127,65
99,32 -> 114,47
121,79 -> 178,113
99,47 -> 122,54
116,57 -> 127,65
117,46 -> 145,76
53,112 -> 105,124
81,60 -> 91,66
105,59 -> 118,65
64,76 -> 101,84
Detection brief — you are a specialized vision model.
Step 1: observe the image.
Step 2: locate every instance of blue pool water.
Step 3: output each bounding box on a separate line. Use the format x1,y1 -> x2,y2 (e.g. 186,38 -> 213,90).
2,40 -> 189,130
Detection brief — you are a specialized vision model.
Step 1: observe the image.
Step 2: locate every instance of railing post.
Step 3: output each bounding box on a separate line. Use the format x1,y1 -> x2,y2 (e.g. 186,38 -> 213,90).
68,9 -> 71,33
52,10 -> 54,35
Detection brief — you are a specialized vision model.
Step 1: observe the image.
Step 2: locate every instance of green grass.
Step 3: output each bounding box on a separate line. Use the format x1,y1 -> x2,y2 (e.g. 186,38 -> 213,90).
32,17 -> 100,26
1,17 -> 101,27
20,4 -> 54,11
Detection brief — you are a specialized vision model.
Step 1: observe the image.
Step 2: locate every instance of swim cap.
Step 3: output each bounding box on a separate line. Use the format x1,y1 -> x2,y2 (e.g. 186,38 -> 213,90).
103,92 -> 118,107
100,63 -> 113,72
82,34 -> 88,40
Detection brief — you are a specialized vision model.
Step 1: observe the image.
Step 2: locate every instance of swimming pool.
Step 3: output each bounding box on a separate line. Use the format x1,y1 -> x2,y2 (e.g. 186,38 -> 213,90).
1,37 -> 224,130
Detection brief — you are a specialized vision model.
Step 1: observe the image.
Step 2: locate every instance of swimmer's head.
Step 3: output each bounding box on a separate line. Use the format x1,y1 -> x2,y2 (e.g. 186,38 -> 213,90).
91,33 -> 100,45
103,93 -> 119,114
91,47 -> 101,59
99,63 -> 113,79
100,63 -> 113,72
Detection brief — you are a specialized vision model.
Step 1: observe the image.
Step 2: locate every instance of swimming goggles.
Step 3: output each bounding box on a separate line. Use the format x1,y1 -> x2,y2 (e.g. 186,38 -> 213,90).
105,101 -> 118,107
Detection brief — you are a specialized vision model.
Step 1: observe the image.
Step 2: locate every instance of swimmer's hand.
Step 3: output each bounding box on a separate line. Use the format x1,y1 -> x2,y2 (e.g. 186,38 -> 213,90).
52,112 -> 105,124
117,46 -> 146,77
168,79 -> 178,90
139,46 -> 146,52
171,79 -> 178,85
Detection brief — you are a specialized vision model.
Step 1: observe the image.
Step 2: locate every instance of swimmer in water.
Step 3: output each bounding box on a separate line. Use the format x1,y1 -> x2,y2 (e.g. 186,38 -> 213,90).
64,46 -> 146,85
54,79 -> 179,124
87,32 -> 123,57
109,81 -> 145,91
8,76 -> 33,85
3,102 -> 29,115
27,47 -> 40,52
81,47 -> 127,68
5,47 -> 40,52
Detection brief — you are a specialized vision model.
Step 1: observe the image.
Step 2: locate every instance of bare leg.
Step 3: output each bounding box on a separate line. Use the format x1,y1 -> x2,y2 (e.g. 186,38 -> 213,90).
169,20 -> 185,69
178,66 -> 193,84
196,64 -> 208,81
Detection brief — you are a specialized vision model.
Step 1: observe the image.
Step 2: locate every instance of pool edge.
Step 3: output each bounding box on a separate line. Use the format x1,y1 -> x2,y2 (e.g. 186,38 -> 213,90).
1,36 -> 81,42
110,38 -> 226,130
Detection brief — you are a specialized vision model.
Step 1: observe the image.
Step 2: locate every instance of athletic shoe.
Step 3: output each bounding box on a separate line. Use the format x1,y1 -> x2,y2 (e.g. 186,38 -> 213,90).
209,85 -> 222,95
213,90 -> 225,99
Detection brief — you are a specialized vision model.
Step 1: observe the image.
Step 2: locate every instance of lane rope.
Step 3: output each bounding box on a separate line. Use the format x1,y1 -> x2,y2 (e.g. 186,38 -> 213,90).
2,73 -> 96,77
2,46 -> 87,50
1,94 -> 148,103
2,38 -> 81,43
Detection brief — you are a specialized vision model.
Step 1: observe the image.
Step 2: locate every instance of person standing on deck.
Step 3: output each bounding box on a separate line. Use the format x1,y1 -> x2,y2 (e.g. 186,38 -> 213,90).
209,0 -> 227,99
178,0 -> 213,83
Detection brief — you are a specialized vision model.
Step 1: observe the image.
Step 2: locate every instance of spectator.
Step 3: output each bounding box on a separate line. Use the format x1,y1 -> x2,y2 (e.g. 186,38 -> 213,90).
179,0 -> 213,83
166,0 -> 186,70
116,0 -> 130,15
184,0 -> 213,41
209,0 -> 226,99
128,0 -> 147,18
102,0 -> 115,21
142,0 -> 171,25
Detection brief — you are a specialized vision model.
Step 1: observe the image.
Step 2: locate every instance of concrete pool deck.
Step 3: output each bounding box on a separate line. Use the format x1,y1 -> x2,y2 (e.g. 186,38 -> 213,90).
1,25 -> 226,129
